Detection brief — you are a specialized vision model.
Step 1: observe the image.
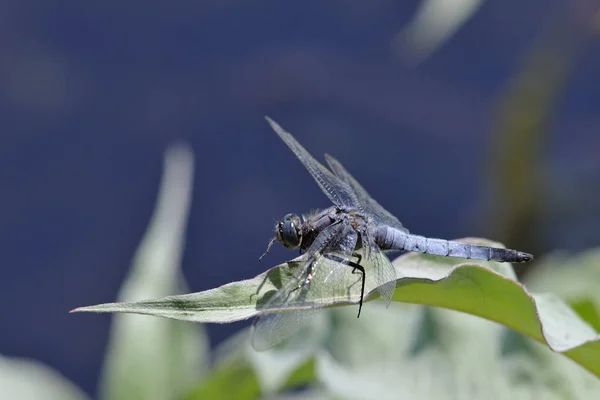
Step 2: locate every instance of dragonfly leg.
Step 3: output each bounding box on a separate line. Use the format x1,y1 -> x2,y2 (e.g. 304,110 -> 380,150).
351,252 -> 362,265
349,253 -> 365,316
255,273 -> 270,300
324,254 -> 366,318
349,260 -> 366,318
281,260 -> 316,304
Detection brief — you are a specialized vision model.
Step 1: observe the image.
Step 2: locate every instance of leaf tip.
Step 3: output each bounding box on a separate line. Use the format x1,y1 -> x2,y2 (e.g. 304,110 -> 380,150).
70,304 -> 110,314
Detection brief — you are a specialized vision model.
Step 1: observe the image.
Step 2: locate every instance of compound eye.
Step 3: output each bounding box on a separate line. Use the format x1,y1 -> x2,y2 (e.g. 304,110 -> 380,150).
277,213 -> 303,249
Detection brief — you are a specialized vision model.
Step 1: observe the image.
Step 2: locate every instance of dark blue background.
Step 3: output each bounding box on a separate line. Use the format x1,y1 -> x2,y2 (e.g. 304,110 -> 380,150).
1,0 -> 599,397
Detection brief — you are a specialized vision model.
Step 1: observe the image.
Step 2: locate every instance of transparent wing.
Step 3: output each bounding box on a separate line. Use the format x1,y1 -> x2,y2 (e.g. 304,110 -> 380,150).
252,222 -> 361,350
252,253 -> 365,350
251,304 -> 320,351
369,244 -> 397,306
324,153 -> 409,233
257,222 -> 359,313
251,254 -> 317,351
266,117 -> 359,208
360,229 -> 397,306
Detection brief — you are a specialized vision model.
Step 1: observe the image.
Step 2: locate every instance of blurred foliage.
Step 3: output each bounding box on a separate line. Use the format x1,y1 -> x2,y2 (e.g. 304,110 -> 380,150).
486,11 -> 589,276
525,249 -> 600,333
393,0 -> 483,63
0,144 -> 209,400
0,355 -> 91,400
98,144 -> 209,400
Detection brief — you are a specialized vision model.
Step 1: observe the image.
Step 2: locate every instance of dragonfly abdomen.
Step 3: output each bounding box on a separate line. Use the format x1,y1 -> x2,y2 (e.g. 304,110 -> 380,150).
373,226 -> 533,263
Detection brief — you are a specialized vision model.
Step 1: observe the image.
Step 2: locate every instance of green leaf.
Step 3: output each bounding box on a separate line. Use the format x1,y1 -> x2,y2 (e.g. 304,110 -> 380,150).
571,300 -> 600,334
0,355 -> 91,400
184,337 -> 317,400
389,241 -> 600,376
72,255 -> 358,323
525,249 -> 600,331
207,323 -> 323,394
271,388 -> 332,400
319,304 -> 600,399
184,360 -> 260,400
73,238 -> 600,378
247,316 -> 325,393
96,144 -> 209,400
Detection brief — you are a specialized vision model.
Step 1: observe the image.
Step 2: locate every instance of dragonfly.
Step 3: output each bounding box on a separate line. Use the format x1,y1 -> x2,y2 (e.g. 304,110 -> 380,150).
252,117 -> 533,351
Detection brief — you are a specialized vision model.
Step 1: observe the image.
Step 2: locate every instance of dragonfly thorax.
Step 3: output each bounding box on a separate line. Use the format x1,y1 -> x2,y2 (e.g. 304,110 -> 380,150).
275,213 -> 303,250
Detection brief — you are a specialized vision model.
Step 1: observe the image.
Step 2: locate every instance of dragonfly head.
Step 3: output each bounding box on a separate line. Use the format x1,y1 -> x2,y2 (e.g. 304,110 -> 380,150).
258,213 -> 303,261
276,213 -> 303,249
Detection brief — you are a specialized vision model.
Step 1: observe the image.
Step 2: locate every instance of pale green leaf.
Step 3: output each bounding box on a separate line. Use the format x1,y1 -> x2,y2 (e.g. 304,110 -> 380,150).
74,238 -> 600,377
184,329 -> 317,400
248,313 -> 327,393
525,249 -> 600,331
98,143 -> 209,400
318,304 -> 600,399
0,355 -> 90,400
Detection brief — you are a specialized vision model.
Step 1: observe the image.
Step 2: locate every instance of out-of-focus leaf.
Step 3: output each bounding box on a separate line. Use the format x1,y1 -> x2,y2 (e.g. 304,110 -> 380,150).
248,315 -> 325,393
209,324 -> 322,394
525,249 -> 600,332
74,238 -> 600,377
282,357 -> 317,391
0,355 -> 90,400
392,0 -> 483,62
184,360 -> 260,400
97,144 -> 209,400
571,300 -> 600,333
389,243 -> 599,376
319,304 -> 600,399
270,387 -> 331,400
185,339 -> 317,400
486,14 -> 587,268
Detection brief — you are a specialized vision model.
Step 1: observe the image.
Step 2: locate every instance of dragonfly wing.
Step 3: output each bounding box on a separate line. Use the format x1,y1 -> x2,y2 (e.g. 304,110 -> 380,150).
266,117 -> 359,208
251,307 -> 320,351
253,223 -> 362,350
252,254 -> 362,350
365,239 -> 397,306
257,221 -> 358,313
251,253 -> 323,350
324,153 -> 408,233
